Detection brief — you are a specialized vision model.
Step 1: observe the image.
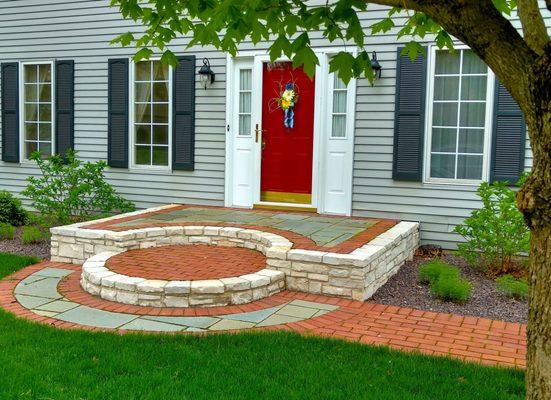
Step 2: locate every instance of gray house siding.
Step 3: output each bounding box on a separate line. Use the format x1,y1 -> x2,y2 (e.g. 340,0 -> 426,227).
0,0 -> 547,249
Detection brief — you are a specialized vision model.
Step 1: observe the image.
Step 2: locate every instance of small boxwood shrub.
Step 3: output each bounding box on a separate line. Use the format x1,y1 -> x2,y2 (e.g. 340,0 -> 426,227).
454,174 -> 530,275
21,226 -> 43,244
418,259 -> 459,284
496,275 -> 528,300
419,259 -> 472,303
0,223 -> 15,240
22,150 -> 135,225
430,274 -> 472,304
0,191 -> 28,226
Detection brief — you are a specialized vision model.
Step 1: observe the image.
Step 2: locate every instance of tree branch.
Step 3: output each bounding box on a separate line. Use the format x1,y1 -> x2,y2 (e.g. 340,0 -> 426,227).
518,0 -> 549,55
366,0 -> 539,113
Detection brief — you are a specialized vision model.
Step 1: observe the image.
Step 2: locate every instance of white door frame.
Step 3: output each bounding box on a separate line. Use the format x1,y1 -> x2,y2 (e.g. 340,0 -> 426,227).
225,49 -> 356,215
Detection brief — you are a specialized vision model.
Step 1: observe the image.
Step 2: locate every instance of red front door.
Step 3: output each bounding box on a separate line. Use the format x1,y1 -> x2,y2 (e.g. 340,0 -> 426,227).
260,62 -> 315,204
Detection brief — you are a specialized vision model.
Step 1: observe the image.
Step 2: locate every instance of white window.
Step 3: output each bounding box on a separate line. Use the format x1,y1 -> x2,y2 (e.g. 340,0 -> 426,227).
426,48 -> 494,183
330,75 -> 348,138
132,60 -> 171,167
22,62 -> 54,159
238,69 -> 252,136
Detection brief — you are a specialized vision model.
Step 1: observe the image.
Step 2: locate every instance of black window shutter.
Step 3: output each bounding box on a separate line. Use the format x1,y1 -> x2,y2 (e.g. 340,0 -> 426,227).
55,60 -> 74,158
172,55 -> 196,171
107,58 -> 129,168
1,62 -> 19,163
490,80 -> 526,184
392,47 -> 428,181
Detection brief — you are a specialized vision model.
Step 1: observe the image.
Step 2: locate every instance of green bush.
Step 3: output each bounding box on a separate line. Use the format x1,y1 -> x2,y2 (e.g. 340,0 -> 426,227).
22,150 -> 135,225
0,223 -> 15,240
0,191 -> 28,226
496,275 -> 528,300
21,226 -> 43,244
430,274 -> 472,304
419,259 -> 472,303
454,174 -> 530,275
418,259 -> 459,284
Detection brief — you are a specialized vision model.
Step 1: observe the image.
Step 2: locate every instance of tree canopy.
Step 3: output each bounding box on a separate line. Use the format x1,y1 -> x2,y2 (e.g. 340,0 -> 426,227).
111,0 -> 528,84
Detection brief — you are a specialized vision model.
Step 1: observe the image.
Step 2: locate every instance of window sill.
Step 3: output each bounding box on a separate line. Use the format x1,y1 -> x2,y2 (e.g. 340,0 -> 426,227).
423,179 -> 485,188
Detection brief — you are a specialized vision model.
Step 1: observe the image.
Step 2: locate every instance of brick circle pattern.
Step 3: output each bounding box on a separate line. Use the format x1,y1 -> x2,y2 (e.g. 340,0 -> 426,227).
105,245 -> 267,281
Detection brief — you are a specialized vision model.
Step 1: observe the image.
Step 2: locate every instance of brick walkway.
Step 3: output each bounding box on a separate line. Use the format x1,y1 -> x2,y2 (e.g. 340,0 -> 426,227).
85,205 -> 398,254
106,245 -> 266,281
0,262 -> 526,369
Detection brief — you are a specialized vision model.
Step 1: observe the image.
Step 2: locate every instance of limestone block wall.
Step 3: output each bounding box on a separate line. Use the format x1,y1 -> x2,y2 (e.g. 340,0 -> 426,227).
264,221 -> 420,301
81,252 -> 286,308
50,207 -> 420,302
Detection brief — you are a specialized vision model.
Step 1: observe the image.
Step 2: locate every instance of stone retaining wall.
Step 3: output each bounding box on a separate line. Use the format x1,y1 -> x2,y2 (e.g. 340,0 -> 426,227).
266,222 -> 419,300
81,252 -> 285,307
51,207 -> 420,302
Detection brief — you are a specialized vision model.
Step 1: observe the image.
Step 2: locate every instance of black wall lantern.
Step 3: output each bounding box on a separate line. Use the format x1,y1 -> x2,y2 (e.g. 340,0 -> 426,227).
198,58 -> 215,89
370,51 -> 382,80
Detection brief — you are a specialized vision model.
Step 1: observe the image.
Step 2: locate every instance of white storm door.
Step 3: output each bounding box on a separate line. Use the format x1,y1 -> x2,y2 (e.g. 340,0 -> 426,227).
320,70 -> 356,215
230,59 -> 257,207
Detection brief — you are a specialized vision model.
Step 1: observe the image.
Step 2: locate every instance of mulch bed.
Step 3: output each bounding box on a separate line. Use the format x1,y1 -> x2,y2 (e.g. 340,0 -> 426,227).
0,228 -> 50,261
372,253 -> 528,324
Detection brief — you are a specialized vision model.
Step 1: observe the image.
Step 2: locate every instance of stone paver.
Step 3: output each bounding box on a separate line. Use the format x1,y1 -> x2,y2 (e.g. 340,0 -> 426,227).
143,316 -> 219,329
121,318 -> 186,332
0,262 -> 528,369
209,319 -> 256,331
56,306 -> 137,329
15,294 -> 53,309
86,205 -> 393,252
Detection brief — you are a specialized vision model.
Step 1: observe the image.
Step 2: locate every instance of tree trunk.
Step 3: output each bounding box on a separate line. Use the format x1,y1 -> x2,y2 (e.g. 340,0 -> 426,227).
517,49 -> 551,399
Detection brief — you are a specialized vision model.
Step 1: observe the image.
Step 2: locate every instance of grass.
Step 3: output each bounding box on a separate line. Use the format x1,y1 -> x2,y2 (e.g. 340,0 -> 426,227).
419,258 -> 472,303
496,275 -> 529,300
20,225 -> 44,244
0,222 -> 15,240
0,253 -> 525,400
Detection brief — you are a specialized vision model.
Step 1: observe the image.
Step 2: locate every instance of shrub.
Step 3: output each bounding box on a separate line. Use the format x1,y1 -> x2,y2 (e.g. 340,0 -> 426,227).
0,223 -> 15,240
21,226 -> 43,244
0,191 -> 28,226
454,174 -> 530,275
22,150 -> 135,225
418,259 -> 459,284
419,259 -> 472,303
430,274 -> 472,304
496,275 -> 529,300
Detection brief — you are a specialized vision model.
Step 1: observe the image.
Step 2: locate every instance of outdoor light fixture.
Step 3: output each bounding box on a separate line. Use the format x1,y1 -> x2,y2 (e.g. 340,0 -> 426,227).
198,57 -> 215,89
370,51 -> 382,80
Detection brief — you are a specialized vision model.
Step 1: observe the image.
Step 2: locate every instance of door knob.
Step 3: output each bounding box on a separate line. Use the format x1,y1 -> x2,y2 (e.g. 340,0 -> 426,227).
262,140 -> 266,150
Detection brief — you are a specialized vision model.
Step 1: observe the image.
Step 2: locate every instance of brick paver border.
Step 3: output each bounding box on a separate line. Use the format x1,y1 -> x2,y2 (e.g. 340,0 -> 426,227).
0,262 -> 526,369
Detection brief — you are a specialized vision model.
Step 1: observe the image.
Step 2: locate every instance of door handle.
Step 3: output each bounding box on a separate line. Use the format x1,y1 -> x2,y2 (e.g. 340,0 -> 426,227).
255,124 -> 261,143
255,124 -> 268,143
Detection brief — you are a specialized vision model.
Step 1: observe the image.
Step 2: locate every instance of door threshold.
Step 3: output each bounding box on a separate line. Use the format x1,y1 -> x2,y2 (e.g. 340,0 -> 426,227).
253,202 -> 317,213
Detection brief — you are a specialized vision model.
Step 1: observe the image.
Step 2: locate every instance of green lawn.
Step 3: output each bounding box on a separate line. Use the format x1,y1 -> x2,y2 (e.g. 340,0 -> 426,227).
0,252 -> 525,399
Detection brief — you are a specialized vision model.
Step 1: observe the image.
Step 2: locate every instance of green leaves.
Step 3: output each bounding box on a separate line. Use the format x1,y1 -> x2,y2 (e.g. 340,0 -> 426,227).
160,49 -> 178,67
22,150 -> 135,224
401,41 -> 426,61
132,47 -> 153,62
454,177 -> 530,274
492,0 -> 517,15
109,0 -> 470,83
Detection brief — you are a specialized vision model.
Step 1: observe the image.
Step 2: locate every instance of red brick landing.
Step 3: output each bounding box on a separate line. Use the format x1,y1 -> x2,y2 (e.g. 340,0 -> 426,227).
105,244 -> 266,281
